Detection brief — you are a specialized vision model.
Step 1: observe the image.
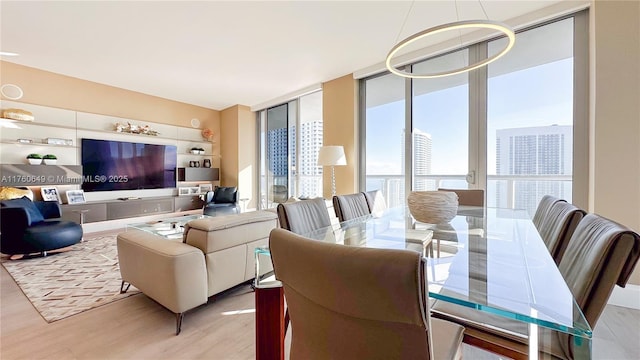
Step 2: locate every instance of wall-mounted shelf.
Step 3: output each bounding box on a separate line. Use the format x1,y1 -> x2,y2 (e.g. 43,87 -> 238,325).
0,164 -> 83,186
1,140 -> 77,148
177,167 -> 219,182
1,118 -> 77,131
182,153 -> 214,157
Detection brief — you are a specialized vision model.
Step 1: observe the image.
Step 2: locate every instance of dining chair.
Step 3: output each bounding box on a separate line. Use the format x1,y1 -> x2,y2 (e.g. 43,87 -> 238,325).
276,198 -> 331,235
269,228 -> 464,359
532,195 -> 566,230
437,188 -> 485,207
431,213 -> 640,359
332,192 -> 370,222
538,201 -> 586,264
363,189 -> 387,216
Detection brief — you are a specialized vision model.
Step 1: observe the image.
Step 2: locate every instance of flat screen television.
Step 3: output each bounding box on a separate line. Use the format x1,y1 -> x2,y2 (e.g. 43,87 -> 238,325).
81,138 -> 177,192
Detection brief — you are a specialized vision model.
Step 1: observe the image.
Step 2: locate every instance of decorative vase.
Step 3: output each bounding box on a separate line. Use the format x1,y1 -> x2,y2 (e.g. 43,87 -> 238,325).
43,159 -> 57,165
203,159 -> 211,168
407,191 -> 459,224
28,158 -> 41,165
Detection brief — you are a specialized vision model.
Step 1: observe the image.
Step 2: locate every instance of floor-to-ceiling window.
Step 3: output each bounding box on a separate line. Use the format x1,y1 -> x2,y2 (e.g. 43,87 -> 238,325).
412,49 -> 470,192
487,18 -> 574,217
257,91 -> 323,209
360,12 -> 586,217
363,73 -> 405,208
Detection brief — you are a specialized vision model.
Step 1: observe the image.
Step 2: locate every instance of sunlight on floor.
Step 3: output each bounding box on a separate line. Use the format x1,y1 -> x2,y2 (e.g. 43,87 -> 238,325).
221,308 -> 256,316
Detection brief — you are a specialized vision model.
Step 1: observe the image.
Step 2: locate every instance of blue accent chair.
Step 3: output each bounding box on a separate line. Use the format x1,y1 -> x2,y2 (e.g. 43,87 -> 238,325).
202,186 -> 240,216
0,196 -> 83,256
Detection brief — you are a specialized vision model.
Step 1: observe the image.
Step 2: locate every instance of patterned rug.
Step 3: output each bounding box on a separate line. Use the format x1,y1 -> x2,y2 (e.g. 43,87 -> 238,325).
1,234 -> 139,322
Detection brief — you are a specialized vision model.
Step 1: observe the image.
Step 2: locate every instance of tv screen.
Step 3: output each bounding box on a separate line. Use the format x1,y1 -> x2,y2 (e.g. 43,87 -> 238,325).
81,138 -> 177,192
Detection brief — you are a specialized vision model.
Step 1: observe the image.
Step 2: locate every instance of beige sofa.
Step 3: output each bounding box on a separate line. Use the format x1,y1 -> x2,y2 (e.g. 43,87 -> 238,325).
117,210 -> 278,335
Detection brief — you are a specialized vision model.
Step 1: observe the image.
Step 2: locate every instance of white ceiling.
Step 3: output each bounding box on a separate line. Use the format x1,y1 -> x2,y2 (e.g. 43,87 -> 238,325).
1,1 -> 573,111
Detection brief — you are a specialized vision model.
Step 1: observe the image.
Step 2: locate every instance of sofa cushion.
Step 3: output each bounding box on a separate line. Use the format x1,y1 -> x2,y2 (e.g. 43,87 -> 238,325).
0,196 -> 45,223
188,211 -> 277,232
184,211 -> 278,254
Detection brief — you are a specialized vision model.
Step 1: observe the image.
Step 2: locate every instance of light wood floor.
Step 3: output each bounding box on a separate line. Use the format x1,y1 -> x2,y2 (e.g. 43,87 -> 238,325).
1,261 -> 638,359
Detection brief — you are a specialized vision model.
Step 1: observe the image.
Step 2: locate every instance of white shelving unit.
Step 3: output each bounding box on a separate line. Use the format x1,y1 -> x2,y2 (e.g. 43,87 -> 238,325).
0,100 -> 218,203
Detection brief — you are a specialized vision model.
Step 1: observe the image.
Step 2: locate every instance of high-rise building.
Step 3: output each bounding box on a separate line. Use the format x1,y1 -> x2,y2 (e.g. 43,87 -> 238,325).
295,121 -> 323,198
413,129 -> 433,191
495,125 -> 572,216
267,121 -> 323,198
392,129 -> 433,207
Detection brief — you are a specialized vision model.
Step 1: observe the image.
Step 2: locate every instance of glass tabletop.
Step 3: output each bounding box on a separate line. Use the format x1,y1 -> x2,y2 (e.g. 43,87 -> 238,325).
255,206 -> 592,339
127,214 -> 212,239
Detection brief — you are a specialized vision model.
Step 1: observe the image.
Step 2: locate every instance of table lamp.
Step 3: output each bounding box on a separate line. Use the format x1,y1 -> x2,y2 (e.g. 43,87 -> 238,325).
317,145 -> 346,197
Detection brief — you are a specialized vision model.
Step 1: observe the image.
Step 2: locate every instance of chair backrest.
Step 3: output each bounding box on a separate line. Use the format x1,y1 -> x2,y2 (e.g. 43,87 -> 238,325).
212,186 -> 237,204
532,195 -> 566,230
437,188 -> 484,207
276,198 -> 331,235
559,213 -> 640,328
269,228 -> 434,359
332,193 -> 370,222
363,190 -> 387,217
538,201 -> 586,264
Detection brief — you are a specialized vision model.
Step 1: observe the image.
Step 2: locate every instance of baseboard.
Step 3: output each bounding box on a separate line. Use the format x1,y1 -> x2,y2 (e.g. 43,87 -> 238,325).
608,284 -> 640,310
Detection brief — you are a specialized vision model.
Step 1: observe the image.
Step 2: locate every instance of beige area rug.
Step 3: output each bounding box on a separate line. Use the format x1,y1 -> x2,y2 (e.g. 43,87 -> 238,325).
1,234 -> 139,322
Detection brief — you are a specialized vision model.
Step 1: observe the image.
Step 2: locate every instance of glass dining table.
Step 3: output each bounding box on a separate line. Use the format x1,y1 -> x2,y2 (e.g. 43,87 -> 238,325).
254,206 -> 592,359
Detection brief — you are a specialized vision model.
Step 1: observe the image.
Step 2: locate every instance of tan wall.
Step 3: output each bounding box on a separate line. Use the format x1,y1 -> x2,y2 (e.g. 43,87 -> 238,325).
219,105 -> 256,209
322,75 -> 358,198
0,61 -> 220,133
591,1 -> 640,285
237,105 -> 257,210
220,106 -> 239,186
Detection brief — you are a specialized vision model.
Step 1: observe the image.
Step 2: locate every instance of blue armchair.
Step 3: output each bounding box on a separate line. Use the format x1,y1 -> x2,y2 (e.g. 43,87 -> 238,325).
0,196 -> 83,257
203,186 -> 240,216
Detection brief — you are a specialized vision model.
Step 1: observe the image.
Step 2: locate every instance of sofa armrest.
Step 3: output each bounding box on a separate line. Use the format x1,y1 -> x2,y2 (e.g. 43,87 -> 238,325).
0,207 -> 30,233
34,201 -> 62,219
117,230 -> 208,314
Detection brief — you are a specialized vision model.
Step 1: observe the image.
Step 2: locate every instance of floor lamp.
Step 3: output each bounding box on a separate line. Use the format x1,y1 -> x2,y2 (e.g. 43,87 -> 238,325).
317,146 -> 346,197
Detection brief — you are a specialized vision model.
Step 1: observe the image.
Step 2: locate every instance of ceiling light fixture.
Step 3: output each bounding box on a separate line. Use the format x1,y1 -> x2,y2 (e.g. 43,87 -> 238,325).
385,1 -> 515,79
0,51 -> 19,57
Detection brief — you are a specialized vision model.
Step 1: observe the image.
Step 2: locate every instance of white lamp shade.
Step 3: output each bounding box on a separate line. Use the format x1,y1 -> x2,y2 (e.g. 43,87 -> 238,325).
317,146 -> 346,166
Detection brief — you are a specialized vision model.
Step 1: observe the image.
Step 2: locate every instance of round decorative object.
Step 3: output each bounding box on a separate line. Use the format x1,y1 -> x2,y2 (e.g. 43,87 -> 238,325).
202,128 -> 214,141
386,20 -> 515,79
0,84 -> 24,100
190,118 -> 200,128
407,191 -> 459,224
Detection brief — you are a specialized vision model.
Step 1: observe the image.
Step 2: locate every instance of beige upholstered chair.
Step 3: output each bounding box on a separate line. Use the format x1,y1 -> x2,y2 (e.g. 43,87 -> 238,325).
332,193 -> 370,222
538,201 -> 586,264
437,188 -> 485,207
363,189 -> 388,216
269,228 -> 464,360
432,213 -> 640,359
276,198 -> 331,235
532,195 -> 566,230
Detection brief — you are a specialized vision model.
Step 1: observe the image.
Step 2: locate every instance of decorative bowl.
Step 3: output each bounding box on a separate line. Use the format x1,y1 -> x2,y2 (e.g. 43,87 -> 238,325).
28,158 -> 42,165
407,191 -> 459,224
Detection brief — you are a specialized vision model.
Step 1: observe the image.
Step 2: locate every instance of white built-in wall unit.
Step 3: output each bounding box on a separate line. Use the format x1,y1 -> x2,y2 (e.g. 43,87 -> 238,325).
0,100 -> 217,224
